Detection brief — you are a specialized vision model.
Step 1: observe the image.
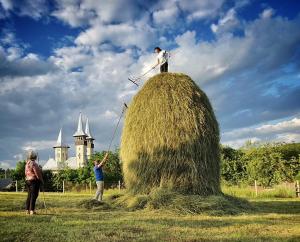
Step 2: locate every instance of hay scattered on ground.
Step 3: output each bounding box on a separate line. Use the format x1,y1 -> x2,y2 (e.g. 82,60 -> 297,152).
108,188 -> 253,215
78,199 -> 111,210
121,73 -> 220,195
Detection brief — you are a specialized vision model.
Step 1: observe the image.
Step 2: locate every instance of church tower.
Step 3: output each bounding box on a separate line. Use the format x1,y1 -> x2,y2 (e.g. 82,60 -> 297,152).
85,118 -> 95,160
73,113 -> 87,167
53,128 -> 69,164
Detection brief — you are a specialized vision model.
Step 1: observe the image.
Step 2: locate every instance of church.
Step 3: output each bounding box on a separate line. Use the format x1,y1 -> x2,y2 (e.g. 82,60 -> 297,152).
43,113 -> 95,171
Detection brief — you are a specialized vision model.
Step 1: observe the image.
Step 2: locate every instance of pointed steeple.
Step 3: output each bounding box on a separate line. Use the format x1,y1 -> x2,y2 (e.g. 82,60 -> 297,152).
73,113 -> 87,137
54,128 -> 69,148
85,118 -> 94,140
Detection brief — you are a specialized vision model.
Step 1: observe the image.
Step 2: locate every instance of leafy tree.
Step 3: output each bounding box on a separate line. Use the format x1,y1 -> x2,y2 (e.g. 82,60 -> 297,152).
221,146 -> 247,185
12,161 -> 26,181
244,144 -> 299,187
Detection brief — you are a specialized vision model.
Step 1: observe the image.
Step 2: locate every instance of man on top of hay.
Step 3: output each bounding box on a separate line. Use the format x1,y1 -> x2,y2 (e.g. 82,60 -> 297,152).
93,152 -> 109,201
153,47 -> 169,73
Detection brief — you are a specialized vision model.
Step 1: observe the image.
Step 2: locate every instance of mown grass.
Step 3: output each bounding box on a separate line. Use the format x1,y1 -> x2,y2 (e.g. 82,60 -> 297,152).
0,188 -> 300,242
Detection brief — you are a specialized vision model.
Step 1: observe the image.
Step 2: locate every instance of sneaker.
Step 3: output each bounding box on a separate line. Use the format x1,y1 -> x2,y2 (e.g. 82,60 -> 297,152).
25,210 -> 30,215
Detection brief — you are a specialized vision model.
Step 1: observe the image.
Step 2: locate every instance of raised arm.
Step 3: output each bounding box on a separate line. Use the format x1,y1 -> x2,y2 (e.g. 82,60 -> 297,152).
98,152 -> 109,167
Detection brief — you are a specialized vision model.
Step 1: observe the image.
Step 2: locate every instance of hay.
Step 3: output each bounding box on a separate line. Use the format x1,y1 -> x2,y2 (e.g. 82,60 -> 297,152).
109,188 -> 252,215
121,73 -> 220,195
78,199 -> 111,210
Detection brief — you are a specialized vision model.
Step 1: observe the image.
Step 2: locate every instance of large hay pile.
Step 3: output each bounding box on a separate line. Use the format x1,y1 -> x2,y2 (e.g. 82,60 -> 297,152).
120,73 -> 220,195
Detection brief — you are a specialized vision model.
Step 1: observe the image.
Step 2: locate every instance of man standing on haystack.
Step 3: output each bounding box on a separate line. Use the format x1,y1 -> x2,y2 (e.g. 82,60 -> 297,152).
153,47 -> 169,73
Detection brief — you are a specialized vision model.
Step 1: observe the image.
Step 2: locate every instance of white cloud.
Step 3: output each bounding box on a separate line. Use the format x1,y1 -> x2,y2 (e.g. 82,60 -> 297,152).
171,15 -> 300,85
102,110 -> 118,119
51,45 -> 92,70
0,31 -> 57,78
211,8 -> 240,34
0,0 -> 48,19
260,8 -> 274,19
222,117 -> 300,147
22,140 -> 56,151
52,0 -> 145,27
13,153 -> 22,160
222,137 -> 261,148
256,118 -> 300,134
0,0 -> 13,10
153,4 -> 179,25
75,21 -> 156,50
52,0 -> 95,27
178,0 -> 224,21
1,1 -> 300,162
0,161 -> 13,169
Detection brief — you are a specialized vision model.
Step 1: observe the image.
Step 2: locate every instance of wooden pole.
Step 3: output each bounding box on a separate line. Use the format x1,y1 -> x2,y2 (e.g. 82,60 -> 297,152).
16,180 -> 18,192
63,180 -> 65,194
296,181 -> 300,198
89,180 -> 92,194
118,180 -> 121,191
254,180 -> 258,197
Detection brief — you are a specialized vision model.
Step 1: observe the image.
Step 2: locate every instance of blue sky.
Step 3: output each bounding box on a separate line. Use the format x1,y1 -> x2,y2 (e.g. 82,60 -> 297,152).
0,0 -> 300,169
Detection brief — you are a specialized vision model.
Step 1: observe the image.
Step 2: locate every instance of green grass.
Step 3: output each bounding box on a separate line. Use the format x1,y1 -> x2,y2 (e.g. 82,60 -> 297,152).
1,188 -> 300,241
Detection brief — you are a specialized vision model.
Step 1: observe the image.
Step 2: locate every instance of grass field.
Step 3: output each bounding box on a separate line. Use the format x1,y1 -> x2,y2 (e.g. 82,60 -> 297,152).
0,188 -> 300,242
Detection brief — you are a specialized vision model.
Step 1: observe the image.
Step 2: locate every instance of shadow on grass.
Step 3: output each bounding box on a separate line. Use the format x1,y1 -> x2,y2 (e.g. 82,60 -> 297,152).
250,200 -> 300,214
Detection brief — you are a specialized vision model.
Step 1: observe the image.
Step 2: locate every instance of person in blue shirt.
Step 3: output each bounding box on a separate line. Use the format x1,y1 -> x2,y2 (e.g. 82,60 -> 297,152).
93,153 -> 108,201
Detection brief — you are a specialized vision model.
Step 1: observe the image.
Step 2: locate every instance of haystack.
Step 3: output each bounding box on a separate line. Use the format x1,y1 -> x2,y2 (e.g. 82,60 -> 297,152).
120,73 -> 220,195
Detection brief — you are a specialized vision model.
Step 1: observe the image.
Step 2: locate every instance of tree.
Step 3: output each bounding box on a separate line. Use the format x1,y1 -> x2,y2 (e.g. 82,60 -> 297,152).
12,161 -> 26,181
244,144 -> 298,187
221,146 -> 247,185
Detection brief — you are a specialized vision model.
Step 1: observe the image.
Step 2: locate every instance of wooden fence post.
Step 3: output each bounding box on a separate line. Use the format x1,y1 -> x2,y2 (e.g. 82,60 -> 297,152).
255,180 -> 258,197
15,180 -> 18,192
296,181 -> 300,198
118,180 -> 121,191
89,180 -> 92,194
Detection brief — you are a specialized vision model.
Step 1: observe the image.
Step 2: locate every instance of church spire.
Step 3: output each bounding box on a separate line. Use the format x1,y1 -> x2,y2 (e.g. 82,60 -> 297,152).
53,127 -> 69,163
85,118 -> 94,140
54,128 -> 69,148
73,113 -> 86,137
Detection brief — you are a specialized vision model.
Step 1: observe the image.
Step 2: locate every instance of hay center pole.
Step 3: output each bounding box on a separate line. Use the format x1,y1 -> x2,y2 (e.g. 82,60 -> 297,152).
106,103 -> 128,153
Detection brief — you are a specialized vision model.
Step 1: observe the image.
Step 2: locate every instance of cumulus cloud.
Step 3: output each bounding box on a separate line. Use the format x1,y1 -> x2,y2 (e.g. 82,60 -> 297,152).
260,8 -> 275,19
0,161 -> 11,169
22,140 -> 57,151
0,0 -> 300,168
52,0 -> 95,27
222,117 -> 300,148
210,8 -> 240,34
0,0 -> 49,19
52,0 -> 150,27
153,1 -> 179,25
75,21 -> 156,50
0,31 -> 57,78
178,0 -> 225,21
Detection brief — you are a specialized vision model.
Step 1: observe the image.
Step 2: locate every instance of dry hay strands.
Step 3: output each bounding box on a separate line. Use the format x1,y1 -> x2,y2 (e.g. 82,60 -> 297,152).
78,199 -> 111,210
110,188 -> 253,215
121,73 -> 221,195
